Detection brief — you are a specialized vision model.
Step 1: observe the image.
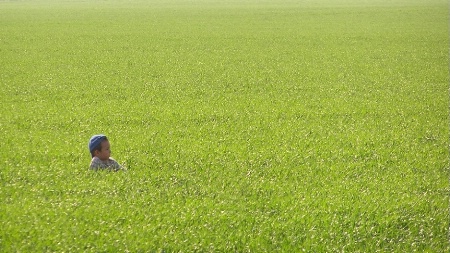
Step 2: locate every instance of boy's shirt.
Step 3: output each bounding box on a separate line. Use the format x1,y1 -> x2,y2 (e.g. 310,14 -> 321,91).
90,156 -> 122,171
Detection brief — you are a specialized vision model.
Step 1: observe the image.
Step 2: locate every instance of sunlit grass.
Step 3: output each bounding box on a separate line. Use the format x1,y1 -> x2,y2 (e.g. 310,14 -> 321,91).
0,0 -> 448,251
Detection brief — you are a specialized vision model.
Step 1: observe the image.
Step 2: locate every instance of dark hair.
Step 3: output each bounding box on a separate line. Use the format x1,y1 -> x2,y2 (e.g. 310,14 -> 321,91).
90,136 -> 108,158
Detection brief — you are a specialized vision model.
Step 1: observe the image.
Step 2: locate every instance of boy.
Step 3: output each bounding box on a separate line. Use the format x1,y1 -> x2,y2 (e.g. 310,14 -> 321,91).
88,134 -> 123,171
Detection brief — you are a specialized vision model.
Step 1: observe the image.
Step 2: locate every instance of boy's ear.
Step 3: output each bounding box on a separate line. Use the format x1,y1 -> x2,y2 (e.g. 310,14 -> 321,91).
94,150 -> 101,156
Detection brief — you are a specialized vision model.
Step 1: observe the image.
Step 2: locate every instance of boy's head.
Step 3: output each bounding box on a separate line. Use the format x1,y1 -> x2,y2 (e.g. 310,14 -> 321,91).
89,134 -> 110,160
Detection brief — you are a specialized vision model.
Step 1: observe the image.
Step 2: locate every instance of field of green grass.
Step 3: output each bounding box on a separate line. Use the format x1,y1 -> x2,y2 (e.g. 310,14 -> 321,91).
1,0 -> 449,251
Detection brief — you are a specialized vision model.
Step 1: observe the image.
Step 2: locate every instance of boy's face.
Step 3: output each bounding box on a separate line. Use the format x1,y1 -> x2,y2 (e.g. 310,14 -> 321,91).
95,140 -> 111,161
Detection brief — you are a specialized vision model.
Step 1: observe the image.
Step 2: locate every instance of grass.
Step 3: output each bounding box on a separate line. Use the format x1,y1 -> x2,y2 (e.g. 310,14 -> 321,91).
0,0 -> 449,252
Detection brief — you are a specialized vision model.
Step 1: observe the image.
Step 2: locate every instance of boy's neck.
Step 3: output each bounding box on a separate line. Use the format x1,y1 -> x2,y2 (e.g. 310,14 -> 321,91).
95,156 -> 109,162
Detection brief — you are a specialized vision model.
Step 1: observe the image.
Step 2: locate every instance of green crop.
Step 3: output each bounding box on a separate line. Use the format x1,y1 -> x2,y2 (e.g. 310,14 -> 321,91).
1,0 -> 448,252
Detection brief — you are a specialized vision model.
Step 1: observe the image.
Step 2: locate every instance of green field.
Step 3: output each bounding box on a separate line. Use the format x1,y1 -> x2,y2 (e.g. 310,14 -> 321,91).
1,0 -> 448,251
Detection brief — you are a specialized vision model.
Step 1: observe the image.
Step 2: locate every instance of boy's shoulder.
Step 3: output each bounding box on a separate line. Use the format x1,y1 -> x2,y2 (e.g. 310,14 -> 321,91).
90,156 -> 115,163
108,157 -> 123,170
90,157 -> 104,169
90,156 -> 103,164
90,156 -> 122,171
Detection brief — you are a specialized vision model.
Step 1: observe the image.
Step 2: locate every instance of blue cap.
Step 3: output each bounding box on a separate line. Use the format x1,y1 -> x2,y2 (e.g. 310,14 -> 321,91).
88,134 -> 106,152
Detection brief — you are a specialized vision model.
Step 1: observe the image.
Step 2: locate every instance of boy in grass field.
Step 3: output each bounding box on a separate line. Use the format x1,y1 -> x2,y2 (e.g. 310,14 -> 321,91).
88,134 -> 123,171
